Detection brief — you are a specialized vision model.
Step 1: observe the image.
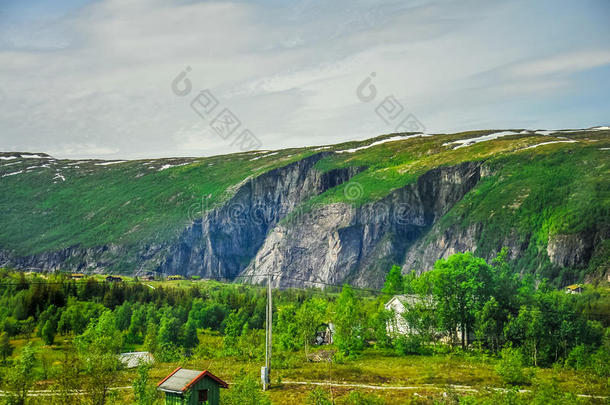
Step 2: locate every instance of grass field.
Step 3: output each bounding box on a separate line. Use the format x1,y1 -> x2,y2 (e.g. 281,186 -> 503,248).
11,331 -> 608,404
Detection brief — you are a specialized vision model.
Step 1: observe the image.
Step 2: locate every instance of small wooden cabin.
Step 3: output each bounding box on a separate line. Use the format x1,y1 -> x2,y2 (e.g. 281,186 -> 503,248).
167,275 -> 183,281
157,368 -> 228,405
105,275 -> 123,282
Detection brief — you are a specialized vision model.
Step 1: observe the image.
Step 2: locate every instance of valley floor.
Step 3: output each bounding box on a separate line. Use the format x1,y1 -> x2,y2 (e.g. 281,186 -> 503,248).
14,335 -> 609,404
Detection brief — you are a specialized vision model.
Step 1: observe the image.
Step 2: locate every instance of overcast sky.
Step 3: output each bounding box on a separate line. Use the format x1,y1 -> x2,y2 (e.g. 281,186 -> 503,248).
1,0 -> 609,159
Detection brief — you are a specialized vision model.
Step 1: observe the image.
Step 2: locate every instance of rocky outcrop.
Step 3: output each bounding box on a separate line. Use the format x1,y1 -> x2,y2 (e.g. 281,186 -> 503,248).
546,233 -> 594,268
4,150 -> 604,287
240,161 -> 482,288
155,153 -> 364,278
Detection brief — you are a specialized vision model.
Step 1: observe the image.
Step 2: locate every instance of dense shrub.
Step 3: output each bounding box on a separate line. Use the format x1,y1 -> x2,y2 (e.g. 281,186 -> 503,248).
394,334 -> 423,355
495,346 -> 529,385
306,387 -> 332,405
339,390 -> 385,405
222,371 -> 271,405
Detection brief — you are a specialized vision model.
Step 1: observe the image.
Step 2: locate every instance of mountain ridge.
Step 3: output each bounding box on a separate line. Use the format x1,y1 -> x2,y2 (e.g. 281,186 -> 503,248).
1,128 -> 608,287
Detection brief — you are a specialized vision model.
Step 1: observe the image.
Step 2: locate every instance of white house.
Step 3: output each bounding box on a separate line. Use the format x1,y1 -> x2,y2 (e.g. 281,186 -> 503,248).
384,294 -> 474,345
384,294 -> 421,335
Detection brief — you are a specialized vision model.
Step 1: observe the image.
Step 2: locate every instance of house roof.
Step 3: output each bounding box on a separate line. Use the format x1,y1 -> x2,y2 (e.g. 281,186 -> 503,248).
565,284 -> 582,290
385,294 -> 421,308
119,351 -> 154,369
157,368 -> 228,394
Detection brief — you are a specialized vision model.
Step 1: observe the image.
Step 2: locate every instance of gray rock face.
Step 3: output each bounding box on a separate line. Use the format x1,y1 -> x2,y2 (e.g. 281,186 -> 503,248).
155,153 -> 364,279
3,152 -> 603,287
546,233 -> 595,268
241,161 -> 483,288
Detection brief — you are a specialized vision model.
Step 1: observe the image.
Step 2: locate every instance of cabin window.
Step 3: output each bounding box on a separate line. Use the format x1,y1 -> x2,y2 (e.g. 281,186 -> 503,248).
198,389 -> 208,403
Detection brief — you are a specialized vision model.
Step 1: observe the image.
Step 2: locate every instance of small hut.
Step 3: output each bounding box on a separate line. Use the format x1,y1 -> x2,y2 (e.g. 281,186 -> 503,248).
157,368 -> 228,405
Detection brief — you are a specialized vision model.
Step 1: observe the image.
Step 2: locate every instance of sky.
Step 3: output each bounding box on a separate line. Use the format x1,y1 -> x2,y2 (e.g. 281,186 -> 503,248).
0,0 -> 609,159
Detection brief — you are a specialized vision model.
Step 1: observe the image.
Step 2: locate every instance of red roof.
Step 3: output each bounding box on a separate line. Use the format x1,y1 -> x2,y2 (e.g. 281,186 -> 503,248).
157,367 -> 181,387
157,367 -> 228,391
183,370 -> 229,390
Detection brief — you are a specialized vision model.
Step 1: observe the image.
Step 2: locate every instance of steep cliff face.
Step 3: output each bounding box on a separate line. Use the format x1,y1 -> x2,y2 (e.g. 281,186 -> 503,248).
156,153 -> 364,278
2,129 -> 608,285
3,152 -> 363,277
240,162 -> 482,288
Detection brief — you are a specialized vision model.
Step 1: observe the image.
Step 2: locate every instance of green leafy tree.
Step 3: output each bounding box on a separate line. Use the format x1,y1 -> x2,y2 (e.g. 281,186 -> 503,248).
158,314 -> 180,347
133,362 -> 159,405
49,349 -> 82,405
75,311 -> 123,405
381,265 -> 404,296
127,306 -> 147,344
114,301 -> 132,331
275,304 -> 300,351
333,285 -> 364,356
182,318 -> 199,352
3,342 -> 37,405
504,306 -> 545,366
144,321 -> 158,353
0,331 -> 13,363
370,303 -> 392,349
295,298 -> 327,358
495,346 -> 529,385
42,319 -> 56,346
223,310 -> 246,355
427,252 -> 494,349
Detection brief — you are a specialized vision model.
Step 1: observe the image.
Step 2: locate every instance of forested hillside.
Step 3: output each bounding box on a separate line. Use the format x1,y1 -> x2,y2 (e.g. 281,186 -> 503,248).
0,250 -> 608,404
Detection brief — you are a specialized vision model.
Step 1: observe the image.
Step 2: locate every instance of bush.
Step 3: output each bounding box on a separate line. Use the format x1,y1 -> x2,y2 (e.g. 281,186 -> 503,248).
564,344 -> 590,371
530,376 -> 579,405
339,390 -> 385,405
590,347 -> 610,377
222,371 -> 270,405
306,387 -> 332,405
394,334 -> 423,355
155,342 -> 181,362
495,346 -> 529,385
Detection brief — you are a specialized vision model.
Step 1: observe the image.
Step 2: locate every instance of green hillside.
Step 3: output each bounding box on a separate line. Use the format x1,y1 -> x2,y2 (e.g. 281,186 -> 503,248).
1,128 -> 608,281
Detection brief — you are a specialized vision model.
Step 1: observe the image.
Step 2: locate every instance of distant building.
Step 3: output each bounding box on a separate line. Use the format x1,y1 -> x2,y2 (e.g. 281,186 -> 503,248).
70,273 -> 85,279
565,284 -> 583,294
141,275 -> 155,281
384,294 -> 421,335
384,294 -> 474,345
167,275 -> 183,281
105,275 -> 123,282
119,351 -> 154,369
157,368 -> 228,405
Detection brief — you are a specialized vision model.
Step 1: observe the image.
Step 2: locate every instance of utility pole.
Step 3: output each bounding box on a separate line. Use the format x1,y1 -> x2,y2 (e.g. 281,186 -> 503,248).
261,238 -> 280,391
263,272 -> 272,390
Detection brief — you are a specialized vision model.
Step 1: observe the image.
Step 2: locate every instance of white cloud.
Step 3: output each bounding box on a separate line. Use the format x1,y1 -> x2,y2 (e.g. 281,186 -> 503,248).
0,0 -> 609,158
508,50 -> 610,77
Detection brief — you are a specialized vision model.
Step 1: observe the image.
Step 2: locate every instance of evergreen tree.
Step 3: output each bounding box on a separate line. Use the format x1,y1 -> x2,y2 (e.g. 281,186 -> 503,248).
182,318 -> 199,352
0,331 -> 13,363
382,265 -> 404,296
42,319 -> 56,346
